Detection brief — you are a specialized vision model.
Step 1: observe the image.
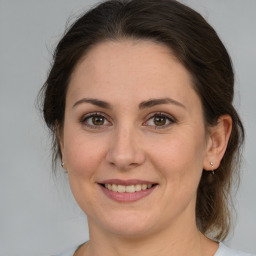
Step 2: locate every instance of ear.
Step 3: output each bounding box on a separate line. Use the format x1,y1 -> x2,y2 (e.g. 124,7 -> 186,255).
203,115 -> 232,171
55,121 -> 65,162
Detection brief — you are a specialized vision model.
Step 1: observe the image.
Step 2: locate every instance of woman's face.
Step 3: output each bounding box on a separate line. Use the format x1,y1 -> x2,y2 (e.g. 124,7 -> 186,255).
61,40 -> 212,237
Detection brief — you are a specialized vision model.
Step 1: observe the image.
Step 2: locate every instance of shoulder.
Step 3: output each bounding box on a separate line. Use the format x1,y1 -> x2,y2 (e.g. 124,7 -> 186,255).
50,241 -> 87,256
215,243 -> 255,256
50,245 -> 79,256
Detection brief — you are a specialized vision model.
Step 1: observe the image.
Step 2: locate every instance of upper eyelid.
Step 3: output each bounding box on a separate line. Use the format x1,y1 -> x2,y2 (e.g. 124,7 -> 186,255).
80,112 -> 112,122
145,112 -> 176,121
79,111 -> 176,125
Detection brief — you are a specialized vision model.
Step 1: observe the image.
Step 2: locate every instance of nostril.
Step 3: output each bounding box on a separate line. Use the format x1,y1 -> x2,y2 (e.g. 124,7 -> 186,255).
106,139 -> 146,169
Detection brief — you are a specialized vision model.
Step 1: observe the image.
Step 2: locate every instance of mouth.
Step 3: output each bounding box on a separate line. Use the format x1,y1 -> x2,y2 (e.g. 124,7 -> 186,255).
98,179 -> 158,202
100,183 -> 157,193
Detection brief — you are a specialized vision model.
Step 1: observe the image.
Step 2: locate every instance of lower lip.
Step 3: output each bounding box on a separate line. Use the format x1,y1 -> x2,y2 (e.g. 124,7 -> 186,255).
99,185 -> 157,202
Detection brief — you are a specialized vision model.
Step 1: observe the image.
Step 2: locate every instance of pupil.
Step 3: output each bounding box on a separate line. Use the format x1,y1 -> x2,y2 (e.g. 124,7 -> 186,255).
154,116 -> 166,126
93,116 -> 104,125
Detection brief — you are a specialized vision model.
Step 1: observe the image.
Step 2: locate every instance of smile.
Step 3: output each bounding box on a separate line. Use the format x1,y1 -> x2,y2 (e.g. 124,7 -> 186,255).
98,180 -> 158,202
104,183 -> 153,193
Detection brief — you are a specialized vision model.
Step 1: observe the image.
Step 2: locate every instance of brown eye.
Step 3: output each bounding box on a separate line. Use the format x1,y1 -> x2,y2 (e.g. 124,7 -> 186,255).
92,116 -> 105,125
154,116 -> 167,126
81,113 -> 111,129
143,112 -> 175,129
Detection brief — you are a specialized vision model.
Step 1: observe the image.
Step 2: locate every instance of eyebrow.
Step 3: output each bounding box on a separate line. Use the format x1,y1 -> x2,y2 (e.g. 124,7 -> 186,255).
139,98 -> 186,109
72,97 -> 185,110
72,98 -> 111,109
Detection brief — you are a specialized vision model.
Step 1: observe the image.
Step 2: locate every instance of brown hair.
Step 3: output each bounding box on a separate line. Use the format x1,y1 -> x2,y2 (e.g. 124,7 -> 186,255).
39,0 -> 244,240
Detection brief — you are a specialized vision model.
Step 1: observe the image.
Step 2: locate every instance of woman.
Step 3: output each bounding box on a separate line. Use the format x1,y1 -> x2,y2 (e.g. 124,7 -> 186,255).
40,0 -> 254,255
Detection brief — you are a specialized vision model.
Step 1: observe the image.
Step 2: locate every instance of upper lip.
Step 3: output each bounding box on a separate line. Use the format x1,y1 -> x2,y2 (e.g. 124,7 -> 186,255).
98,179 -> 157,186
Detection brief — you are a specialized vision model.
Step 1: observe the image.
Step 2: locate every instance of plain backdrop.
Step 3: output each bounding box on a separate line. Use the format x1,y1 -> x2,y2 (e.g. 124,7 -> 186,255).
0,0 -> 255,255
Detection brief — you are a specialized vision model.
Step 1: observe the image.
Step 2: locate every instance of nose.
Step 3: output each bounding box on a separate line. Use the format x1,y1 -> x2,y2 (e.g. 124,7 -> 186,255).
106,126 -> 146,170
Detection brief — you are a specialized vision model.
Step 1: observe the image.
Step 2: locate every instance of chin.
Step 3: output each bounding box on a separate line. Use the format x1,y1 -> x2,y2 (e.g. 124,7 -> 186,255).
106,223 -> 154,238
105,210 -> 161,237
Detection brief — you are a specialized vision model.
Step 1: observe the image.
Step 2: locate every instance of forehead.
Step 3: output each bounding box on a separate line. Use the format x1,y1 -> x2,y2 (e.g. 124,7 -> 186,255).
73,39 -> 182,81
67,39 -> 199,109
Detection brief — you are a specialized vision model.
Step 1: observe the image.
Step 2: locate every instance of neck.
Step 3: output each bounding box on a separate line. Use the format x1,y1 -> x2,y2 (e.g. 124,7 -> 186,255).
82,216 -> 217,256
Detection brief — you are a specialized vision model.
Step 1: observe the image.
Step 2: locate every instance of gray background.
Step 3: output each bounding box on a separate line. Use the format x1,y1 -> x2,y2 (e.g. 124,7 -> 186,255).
0,0 -> 255,255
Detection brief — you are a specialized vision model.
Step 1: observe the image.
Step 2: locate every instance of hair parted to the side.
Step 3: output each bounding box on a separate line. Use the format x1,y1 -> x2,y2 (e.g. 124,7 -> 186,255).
39,0 -> 244,241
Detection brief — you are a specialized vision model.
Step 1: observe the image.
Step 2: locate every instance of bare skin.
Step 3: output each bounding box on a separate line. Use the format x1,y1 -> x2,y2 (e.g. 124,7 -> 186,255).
74,232 -> 219,256
60,39 -> 231,256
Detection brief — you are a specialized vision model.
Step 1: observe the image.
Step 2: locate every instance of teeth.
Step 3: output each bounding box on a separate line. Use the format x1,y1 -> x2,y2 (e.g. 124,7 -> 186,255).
104,183 -> 154,193
125,185 -> 135,193
112,184 -> 118,192
117,185 -> 126,193
135,184 -> 141,191
142,184 -> 147,190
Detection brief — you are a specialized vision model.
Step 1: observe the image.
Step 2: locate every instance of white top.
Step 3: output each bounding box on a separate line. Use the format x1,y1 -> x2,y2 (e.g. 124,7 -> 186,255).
215,243 -> 255,256
52,242 -> 255,256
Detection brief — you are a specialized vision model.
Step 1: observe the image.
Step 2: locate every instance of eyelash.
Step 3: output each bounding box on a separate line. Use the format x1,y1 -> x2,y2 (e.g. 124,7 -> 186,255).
143,112 -> 176,129
80,112 -> 112,129
80,112 -> 176,130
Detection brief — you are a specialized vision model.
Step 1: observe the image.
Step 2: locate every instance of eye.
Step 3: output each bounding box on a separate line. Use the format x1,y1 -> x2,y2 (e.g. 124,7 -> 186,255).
81,112 -> 111,129
143,112 -> 175,129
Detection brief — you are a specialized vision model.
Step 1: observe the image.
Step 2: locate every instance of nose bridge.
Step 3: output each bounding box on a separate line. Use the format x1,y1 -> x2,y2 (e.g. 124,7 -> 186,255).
106,123 -> 145,169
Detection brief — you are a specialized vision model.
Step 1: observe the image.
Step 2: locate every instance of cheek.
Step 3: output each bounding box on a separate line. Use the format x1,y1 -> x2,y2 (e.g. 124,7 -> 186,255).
148,129 -> 206,187
63,129 -> 106,178
63,131 -> 107,213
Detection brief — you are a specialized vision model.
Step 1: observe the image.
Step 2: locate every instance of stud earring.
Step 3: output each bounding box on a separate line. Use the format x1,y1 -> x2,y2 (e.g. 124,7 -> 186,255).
210,161 -> 215,175
61,162 -> 68,173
